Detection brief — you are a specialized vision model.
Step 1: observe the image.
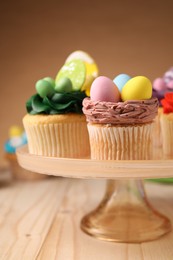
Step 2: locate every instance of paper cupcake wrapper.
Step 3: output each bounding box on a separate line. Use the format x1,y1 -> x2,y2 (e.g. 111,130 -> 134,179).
160,116 -> 173,155
87,123 -> 153,160
24,122 -> 90,158
152,107 -> 163,147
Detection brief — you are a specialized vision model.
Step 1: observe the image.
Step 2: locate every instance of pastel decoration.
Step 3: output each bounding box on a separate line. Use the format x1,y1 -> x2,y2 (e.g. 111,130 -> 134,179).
44,77 -> 55,88
5,126 -> 27,154
55,77 -> 72,93
55,60 -> 86,91
60,50 -> 98,96
22,132 -> 27,143
10,136 -> 23,147
163,67 -> 173,83
81,62 -> 99,96
4,142 -> 15,153
90,76 -> 121,102
9,126 -> 23,137
167,80 -> 173,90
65,50 -> 94,64
121,76 -> 152,101
153,78 -> 166,91
35,79 -> 55,98
113,74 -> 131,92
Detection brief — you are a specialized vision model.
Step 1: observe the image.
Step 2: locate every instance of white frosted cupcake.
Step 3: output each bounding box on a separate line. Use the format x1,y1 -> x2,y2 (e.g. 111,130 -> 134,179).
83,75 -> 159,160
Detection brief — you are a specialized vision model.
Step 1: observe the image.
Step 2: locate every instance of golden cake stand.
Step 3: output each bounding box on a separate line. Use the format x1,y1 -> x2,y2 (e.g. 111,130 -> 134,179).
16,145 -> 173,243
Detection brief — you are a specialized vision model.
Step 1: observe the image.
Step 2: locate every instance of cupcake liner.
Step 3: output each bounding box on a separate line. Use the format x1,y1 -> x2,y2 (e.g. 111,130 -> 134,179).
87,123 -> 153,160
160,114 -> 173,155
152,107 -> 163,147
24,120 -> 90,158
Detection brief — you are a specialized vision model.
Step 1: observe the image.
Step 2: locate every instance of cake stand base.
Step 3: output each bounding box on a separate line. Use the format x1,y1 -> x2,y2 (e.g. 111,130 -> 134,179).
81,179 -> 171,243
16,146 -> 173,243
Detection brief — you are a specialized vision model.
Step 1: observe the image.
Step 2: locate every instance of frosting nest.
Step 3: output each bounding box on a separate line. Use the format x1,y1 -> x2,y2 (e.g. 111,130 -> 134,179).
83,97 -> 159,125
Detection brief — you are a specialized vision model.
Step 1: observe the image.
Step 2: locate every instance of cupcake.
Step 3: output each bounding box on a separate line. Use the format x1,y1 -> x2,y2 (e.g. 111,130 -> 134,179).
160,92 -> 173,156
153,67 -> 173,104
23,50 -> 98,158
83,75 -> 159,160
152,67 -> 173,147
4,126 -> 46,180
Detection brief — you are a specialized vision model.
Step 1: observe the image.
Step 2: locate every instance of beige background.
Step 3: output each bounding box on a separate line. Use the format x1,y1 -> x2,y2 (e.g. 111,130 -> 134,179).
1,0 -> 173,165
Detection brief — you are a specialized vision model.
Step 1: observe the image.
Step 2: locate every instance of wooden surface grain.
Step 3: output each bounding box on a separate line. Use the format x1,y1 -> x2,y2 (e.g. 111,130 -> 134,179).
0,176 -> 173,259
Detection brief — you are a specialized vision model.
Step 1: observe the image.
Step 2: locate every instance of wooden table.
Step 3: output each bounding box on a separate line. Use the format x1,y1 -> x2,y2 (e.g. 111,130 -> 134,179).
0,174 -> 173,259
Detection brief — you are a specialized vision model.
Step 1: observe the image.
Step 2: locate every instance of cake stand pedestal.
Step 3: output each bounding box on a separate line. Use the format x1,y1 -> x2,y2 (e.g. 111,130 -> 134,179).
81,179 -> 171,243
16,145 -> 173,243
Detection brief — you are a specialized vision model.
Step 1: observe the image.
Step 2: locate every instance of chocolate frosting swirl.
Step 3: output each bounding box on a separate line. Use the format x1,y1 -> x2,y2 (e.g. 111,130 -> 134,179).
83,97 -> 159,125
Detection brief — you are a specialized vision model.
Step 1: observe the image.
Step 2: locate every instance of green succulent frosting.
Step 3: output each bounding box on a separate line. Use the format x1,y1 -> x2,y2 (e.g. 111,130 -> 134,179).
27,62 -> 88,115
26,91 -> 87,115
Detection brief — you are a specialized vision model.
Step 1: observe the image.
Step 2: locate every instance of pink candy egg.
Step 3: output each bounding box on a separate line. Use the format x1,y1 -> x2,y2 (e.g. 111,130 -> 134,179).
90,76 -> 120,102
153,78 -> 166,91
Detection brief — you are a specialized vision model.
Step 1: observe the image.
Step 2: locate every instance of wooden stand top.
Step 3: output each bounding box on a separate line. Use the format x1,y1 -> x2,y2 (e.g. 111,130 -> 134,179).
16,145 -> 173,179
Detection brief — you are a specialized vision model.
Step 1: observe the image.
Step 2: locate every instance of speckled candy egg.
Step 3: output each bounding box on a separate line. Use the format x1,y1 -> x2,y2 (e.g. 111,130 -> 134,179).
90,76 -> 120,102
121,76 -> 152,101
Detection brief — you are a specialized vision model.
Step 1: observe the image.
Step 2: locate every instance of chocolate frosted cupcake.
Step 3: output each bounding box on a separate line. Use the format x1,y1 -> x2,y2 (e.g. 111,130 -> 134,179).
23,50 -> 98,158
83,75 -> 158,160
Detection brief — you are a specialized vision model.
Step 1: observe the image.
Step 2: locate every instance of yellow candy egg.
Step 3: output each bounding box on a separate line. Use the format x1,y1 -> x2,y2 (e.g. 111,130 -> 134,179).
121,76 -> 152,101
81,62 -> 99,96
9,125 -> 23,137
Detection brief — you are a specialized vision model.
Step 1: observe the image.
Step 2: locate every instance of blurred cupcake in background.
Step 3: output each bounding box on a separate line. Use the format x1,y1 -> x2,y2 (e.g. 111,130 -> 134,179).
152,67 -> 173,147
160,93 -> 173,156
4,125 -> 47,180
153,67 -> 173,103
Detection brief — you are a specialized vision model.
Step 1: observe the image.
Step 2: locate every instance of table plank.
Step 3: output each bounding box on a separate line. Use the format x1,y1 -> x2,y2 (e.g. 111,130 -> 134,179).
0,177 -> 69,259
38,180 -> 173,260
37,179 -> 128,260
0,177 -> 173,259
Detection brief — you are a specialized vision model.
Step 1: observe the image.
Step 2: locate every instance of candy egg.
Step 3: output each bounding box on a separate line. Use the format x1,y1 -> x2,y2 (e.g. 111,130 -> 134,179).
55,77 -> 72,93
35,79 -> 55,98
121,76 -> 152,101
153,78 -> 166,91
65,50 -> 95,64
90,76 -> 120,102
55,60 -> 86,91
113,73 -> 131,92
